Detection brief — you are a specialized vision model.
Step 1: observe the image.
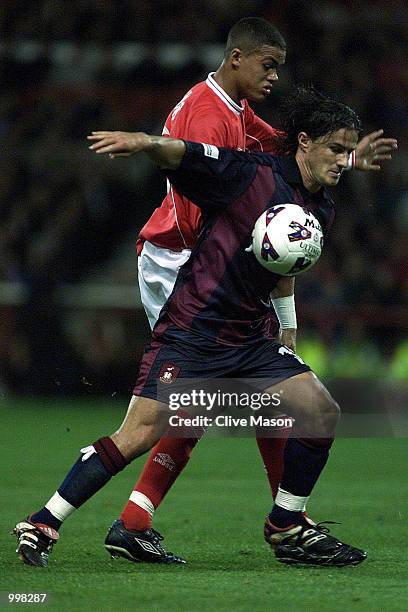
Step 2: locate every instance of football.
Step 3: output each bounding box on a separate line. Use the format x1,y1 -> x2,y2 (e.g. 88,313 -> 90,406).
251,204 -> 323,276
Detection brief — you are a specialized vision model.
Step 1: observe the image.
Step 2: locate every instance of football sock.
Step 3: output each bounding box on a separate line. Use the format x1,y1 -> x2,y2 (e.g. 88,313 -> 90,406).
269,437 -> 331,528
30,494 -> 74,531
255,429 -> 290,499
279,437 -> 331,496
31,437 -> 129,531
121,433 -> 200,531
268,504 -> 303,528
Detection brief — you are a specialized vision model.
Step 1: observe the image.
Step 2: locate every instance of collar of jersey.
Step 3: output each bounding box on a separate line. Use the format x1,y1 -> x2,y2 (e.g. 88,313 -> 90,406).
206,72 -> 244,116
280,156 -> 303,184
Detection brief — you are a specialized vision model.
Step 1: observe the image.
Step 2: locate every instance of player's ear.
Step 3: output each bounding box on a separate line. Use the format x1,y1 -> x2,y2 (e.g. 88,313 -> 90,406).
298,132 -> 311,152
230,48 -> 243,69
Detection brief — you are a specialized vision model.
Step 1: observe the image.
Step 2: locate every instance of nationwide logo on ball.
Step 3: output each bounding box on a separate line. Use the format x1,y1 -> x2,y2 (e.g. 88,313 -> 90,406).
250,204 -> 323,276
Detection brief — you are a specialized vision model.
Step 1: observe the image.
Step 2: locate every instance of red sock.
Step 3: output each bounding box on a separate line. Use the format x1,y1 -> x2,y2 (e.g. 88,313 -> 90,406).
255,429 -> 291,499
120,420 -> 202,531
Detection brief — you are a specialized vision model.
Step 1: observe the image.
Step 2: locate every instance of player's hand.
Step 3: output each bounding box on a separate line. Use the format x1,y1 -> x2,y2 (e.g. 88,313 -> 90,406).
354,129 -> 397,171
87,131 -> 149,158
280,328 -> 297,352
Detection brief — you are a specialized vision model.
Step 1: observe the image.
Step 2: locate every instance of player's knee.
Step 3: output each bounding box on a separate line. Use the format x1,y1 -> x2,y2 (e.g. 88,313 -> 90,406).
298,393 -> 339,438
314,395 -> 340,434
111,396 -> 170,460
111,424 -> 162,461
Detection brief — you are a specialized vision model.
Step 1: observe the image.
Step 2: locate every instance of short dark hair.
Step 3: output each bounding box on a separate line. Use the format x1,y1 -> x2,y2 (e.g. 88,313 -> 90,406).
277,85 -> 362,154
225,17 -> 286,57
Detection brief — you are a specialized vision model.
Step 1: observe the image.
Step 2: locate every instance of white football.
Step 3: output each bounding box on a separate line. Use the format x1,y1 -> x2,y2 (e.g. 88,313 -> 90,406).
251,204 -> 323,276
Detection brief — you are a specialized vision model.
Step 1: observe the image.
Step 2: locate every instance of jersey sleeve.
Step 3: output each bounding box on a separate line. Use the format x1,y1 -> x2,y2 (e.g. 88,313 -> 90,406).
165,141 -> 258,212
244,103 -> 284,154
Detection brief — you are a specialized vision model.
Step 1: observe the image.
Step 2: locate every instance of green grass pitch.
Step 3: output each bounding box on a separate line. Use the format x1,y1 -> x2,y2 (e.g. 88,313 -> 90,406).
1,397 -> 406,612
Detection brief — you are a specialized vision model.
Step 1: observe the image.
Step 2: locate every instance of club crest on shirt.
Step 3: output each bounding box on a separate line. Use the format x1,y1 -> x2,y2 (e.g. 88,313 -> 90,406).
159,363 -> 181,384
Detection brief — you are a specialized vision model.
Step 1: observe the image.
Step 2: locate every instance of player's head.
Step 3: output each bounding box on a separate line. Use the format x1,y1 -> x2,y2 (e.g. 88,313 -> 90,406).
279,85 -> 362,189
224,17 -> 286,102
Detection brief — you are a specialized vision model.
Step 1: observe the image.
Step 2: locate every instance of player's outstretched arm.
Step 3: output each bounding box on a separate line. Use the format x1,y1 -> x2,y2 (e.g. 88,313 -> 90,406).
87,131 -> 186,169
354,129 -> 397,171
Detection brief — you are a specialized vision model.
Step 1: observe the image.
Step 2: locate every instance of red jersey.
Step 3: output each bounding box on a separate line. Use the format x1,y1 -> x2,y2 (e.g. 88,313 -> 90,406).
137,73 -> 281,254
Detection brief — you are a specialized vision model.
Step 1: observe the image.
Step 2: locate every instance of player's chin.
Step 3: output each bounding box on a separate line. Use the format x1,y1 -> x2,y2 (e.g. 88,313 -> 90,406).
326,172 -> 341,185
251,90 -> 269,102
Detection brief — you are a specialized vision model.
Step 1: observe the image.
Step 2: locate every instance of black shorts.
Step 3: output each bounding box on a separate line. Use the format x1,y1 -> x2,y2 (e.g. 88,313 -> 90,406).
133,325 -> 310,401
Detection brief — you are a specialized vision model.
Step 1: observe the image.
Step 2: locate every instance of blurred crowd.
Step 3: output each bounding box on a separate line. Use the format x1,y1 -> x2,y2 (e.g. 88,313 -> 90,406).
0,1 -> 407,394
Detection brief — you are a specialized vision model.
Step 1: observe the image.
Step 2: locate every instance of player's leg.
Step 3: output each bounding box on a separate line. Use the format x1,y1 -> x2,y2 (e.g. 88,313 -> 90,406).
120,417 -> 204,530
256,427 -> 316,525
262,371 -> 366,565
255,429 -> 290,498
265,371 -> 337,524
244,343 -> 305,512
14,395 -> 178,567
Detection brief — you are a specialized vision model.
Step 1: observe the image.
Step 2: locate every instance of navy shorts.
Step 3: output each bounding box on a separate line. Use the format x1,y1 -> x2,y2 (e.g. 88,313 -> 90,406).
133,325 -> 310,401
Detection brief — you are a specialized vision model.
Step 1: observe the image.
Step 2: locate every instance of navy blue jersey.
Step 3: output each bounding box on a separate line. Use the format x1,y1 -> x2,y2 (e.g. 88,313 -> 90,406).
155,142 -> 335,346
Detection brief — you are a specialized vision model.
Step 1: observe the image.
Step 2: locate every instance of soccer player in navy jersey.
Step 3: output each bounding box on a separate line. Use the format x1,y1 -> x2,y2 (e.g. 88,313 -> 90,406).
126,17 -> 396,548
96,17 -> 396,553
14,86 -> 370,568
87,18 -> 394,563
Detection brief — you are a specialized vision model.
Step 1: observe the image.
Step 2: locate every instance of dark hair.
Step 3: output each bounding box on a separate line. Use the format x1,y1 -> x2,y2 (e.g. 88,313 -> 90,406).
276,85 -> 362,154
225,17 -> 286,57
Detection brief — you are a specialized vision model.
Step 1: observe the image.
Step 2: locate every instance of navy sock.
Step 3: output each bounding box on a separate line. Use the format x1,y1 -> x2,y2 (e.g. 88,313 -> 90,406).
30,508 -> 62,531
280,437 -> 330,496
269,438 -> 332,528
31,437 -> 129,530
30,453 -> 113,530
58,451 -> 114,507
269,507 -> 303,528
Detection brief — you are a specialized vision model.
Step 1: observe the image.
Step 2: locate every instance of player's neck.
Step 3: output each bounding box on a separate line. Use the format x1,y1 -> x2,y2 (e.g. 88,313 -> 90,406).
295,151 -> 320,193
213,64 -> 242,105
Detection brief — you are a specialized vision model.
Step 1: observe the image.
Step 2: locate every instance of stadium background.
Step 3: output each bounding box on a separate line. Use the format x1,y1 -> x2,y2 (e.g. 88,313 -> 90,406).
0,0 -> 407,396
